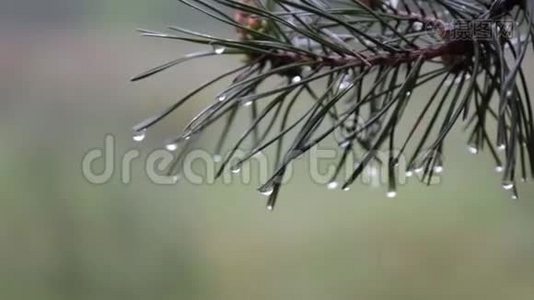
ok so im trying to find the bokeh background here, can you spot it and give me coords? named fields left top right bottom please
left=1, top=1, right=534, bottom=299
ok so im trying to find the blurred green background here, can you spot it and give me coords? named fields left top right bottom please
left=1, top=1, right=534, bottom=299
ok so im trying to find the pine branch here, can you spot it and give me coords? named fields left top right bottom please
left=132, top=0, right=534, bottom=209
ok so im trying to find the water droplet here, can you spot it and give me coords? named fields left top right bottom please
left=230, top=164, right=241, bottom=174
left=405, top=91, right=412, bottom=97
left=339, top=74, right=352, bottom=90
left=339, top=81, right=350, bottom=90
left=386, top=191, right=397, bottom=198
left=217, top=94, right=227, bottom=102
left=497, top=144, right=506, bottom=151
left=511, top=193, right=519, bottom=200
left=213, top=154, right=222, bottom=162
left=213, top=44, right=225, bottom=54
left=405, top=170, right=414, bottom=177
left=433, top=165, right=443, bottom=173
left=172, top=175, right=180, bottom=183
left=339, top=141, right=350, bottom=148
left=166, top=143, right=178, bottom=151
left=415, top=167, right=425, bottom=174
left=342, top=186, right=350, bottom=191
left=259, top=185, right=274, bottom=196
left=243, top=100, right=253, bottom=107
left=502, top=182, right=514, bottom=190
left=413, top=21, right=423, bottom=31
left=327, top=181, right=338, bottom=190
left=506, top=90, right=513, bottom=97
left=184, top=135, right=191, bottom=141
left=291, top=75, right=302, bottom=84
left=133, top=130, right=146, bottom=142
left=364, top=39, right=374, bottom=47
left=267, top=205, right=274, bottom=211
left=495, top=165, right=504, bottom=173
left=467, top=146, right=478, bottom=154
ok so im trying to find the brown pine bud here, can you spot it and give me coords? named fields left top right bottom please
left=234, top=0, right=268, bottom=40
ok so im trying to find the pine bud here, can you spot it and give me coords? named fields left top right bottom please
left=234, top=0, right=268, bottom=41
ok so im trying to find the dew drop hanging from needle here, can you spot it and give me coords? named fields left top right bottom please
left=327, top=181, right=338, bottom=190
left=291, top=76, right=302, bottom=84
left=339, top=81, right=350, bottom=90
left=502, top=182, right=514, bottom=190
left=230, top=163, right=242, bottom=174
left=133, top=130, right=146, bottom=142
left=212, top=44, right=225, bottom=55
left=386, top=190, right=397, bottom=198
left=166, top=143, right=178, bottom=152
left=259, top=185, right=274, bottom=196
left=338, top=74, right=352, bottom=90
left=339, top=141, right=351, bottom=149
left=445, top=74, right=470, bottom=86
left=467, top=145, right=478, bottom=154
